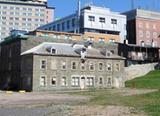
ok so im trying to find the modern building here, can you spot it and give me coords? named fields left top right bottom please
left=0, top=34, right=125, bottom=91
left=38, top=5, right=127, bottom=43
left=123, top=9, right=160, bottom=47
left=0, top=0, right=54, bottom=41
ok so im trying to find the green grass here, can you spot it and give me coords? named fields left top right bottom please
left=68, top=71, right=160, bottom=115
left=70, top=89, right=160, bottom=116
left=125, top=70, right=160, bottom=89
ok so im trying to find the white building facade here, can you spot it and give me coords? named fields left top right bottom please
left=39, top=5, right=127, bottom=43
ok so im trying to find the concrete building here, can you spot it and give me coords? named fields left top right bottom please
left=123, top=9, right=160, bottom=47
left=0, top=34, right=125, bottom=91
left=38, top=5, right=127, bottom=43
left=0, top=0, right=54, bottom=41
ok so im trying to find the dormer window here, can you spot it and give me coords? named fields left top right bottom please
left=51, top=48, right=56, bottom=54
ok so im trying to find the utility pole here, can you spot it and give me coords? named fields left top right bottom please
left=76, top=0, right=81, bottom=33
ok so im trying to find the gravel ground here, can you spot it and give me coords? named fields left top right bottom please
left=0, top=89, right=153, bottom=116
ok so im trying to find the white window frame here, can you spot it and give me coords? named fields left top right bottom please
left=61, top=76, right=67, bottom=86
left=98, top=62, right=104, bottom=71
left=40, top=75, right=47, bottom=87
left=89, top=61, right=95, bottom=71
left=86, top=77, right=94, bottom=87
left=71, top=76, right=80, bottom=87
left=71, top=61, right=77, bottom=70
left=51, top=76, right=56, bottom=86
left=40, top=59, right=47, bottom=70
left=106, top=62, right=112, bottom=71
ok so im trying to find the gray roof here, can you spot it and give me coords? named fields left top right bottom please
left=21, top=42, right=125, bottom=59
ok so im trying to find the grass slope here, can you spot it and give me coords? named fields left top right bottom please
left=125, top=70, right=160, bottom=89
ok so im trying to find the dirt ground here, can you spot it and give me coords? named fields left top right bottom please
left=0, top=88, right=154, bottom=116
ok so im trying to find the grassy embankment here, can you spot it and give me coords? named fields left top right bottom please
left=70, top=70, right=160, bottom=116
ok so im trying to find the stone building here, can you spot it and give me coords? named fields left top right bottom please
left=21, top=42, right=125, bottom=91
left=0, top=35, right=125, bottom=91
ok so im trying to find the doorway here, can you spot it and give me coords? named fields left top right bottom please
left=80, top=77, right=85, bottom=89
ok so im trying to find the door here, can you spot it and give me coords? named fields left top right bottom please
left=80, top=77, right=85, bottom=89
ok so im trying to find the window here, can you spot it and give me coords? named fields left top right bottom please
left=57, top=24, right=60, bottom=31
left=99, top=38, right=105, bottom=43
left=141, top=41, right=145, bottom=46
left=71, top=62, right=77, bottom=70
left=109, top=39, right=115, bottom=43
left=111, top=19, right=117, bottom=24
left=51, top=76, right=56, bottom=86
left=86, top=77, right=94, bottom=86
left=62, top=22, right=65, bottom=30
left=81, top=63, right=86, bottom=71
left=51, top=48, right=56, bottom=54
left=99, top=63, right=103, bottom=71
left=107, top=63, right=112, bottom=71
left=72, top=18, right=75, bottom=27
left=61, top=61, right=66, bottom=70
left=67, top=20, right=70, bottom=29
left=40, top=76, right=46, bottom=87
left=99, top=77, right=103, bottom=84
left=41, top=60, right=47, bottom=69
left=89, top=62, right=95, bottom=71
left=115, top=64, right=120, bottom=71
left=72, top=77, right=79, bottom=86
left=107, top=77, right=111, bottom=85
left=88, top=16, right=95, bottom=22
left=99, top=17, right=105, bottom=23
left=61, top=77, right=67, bottom=86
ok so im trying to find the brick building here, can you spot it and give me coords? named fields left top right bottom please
left=123, top=9, right=160, bottom=47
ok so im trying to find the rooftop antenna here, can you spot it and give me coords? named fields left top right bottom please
left=131, top=0, right=134, bottom=9
left=76, top=0, right=81, bottom=33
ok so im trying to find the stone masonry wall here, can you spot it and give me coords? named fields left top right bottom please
left=124, top=63, right=158, bottom=81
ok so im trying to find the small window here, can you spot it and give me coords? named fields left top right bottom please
left=62, top=61, right=66, bottom=70
left=107, top=77, right=111, bottom=85
left=99, top=38, right=105, bottom=43
left=99, top=17, right=105, bottom=23
left=51, top=48, right=56, bottom=54
left=86, top=77, right=94, bottom=86
left=111, top=19, right=117, bottom=24
left=67, top=20, right=70, bottom=29
left=51, top=76, right=56, bottom=86
left=99, top=63, right=103, bottom=71
left=61, top=77, right=67, bottom=86
left=88, top=16, right=95, bottom=22
left=115, top=64, right=120, bottom=71
left=89, top=62, right=95, bottom=71
left=99, top=77, right=103, bottom=84
left=40, top=76, right=46, bottom=87
left=107, top=63, right=112, bottom=71
left=72, top=77, right=79, bottom=86
left=41, top=60, right=47, bottom=69
left=71, top=62, right=77, bottom=70
left=81, top=63, right=86, bottom=71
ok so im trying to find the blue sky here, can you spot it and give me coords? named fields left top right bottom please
left=48, top=0, right=160, bottom=18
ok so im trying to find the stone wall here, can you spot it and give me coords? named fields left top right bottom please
left=124, top=63, right=158, bottom=81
